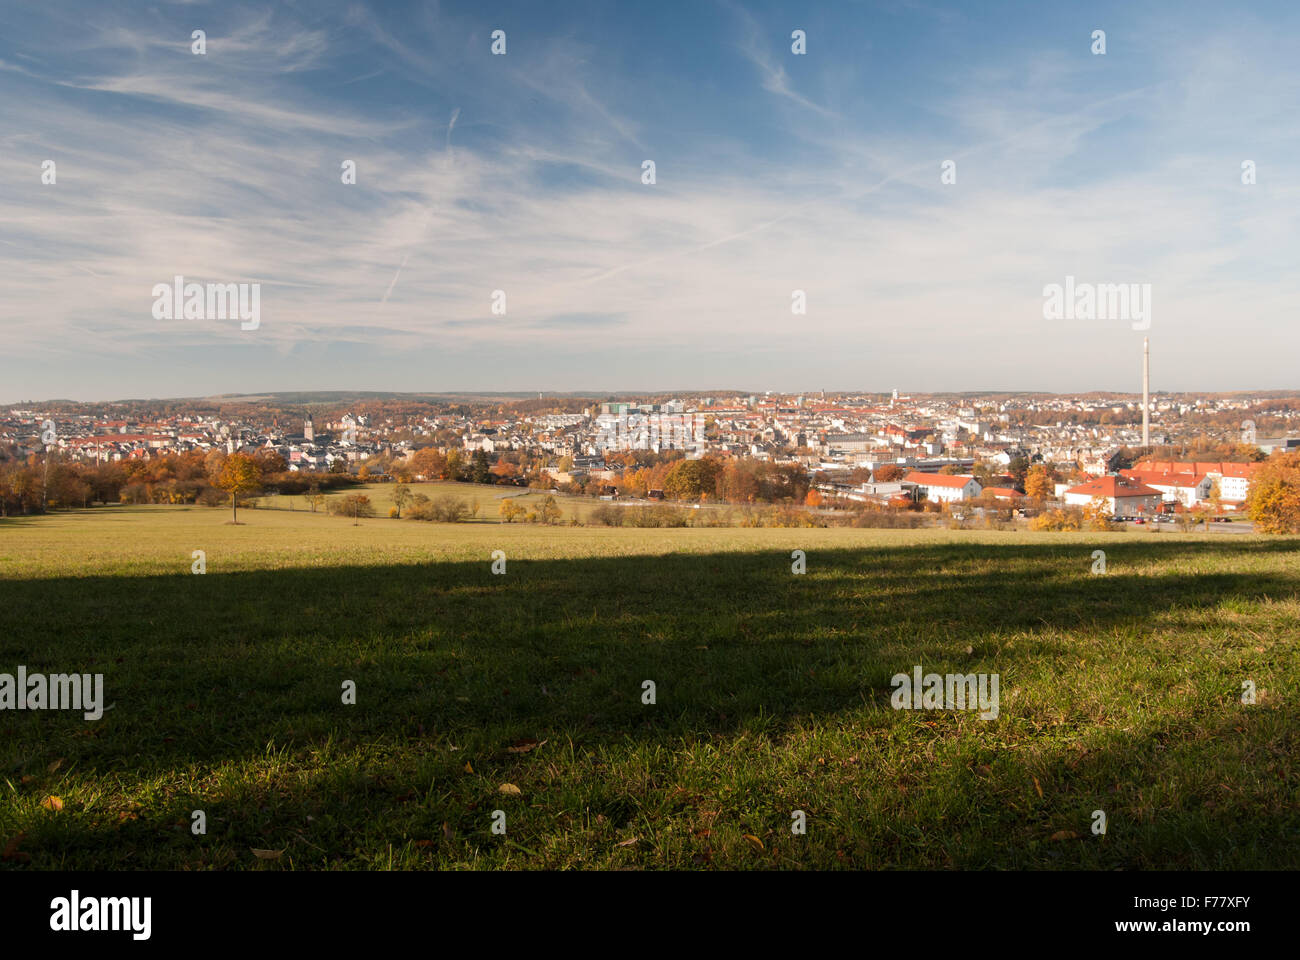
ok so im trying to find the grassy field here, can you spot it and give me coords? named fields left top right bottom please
left=1, top=505, right=1297, bottom=869
left=254, top=480, right=586, bottom=521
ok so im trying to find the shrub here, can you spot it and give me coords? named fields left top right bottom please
left=328, top=494, right=375, bottom=519
left=197, top=487, right=226, bottom=508
left=1030, top=508, right=1083, bottom=531
left=845, top=510, right=926, bottom=529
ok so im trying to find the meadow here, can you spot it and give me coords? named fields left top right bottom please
left=1, top=504, right=1296, bottom=869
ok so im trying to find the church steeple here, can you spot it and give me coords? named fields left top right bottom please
left=304, top=414, right=314, bottom=443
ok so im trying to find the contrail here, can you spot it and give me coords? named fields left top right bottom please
left=380, top=252, right=410, bottom=303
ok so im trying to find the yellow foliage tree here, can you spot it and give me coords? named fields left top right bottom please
left=1024, top=464, right=1056, bottom=500
left=1247, top=452, right=1300, bottom=533
left=217, top=453, right=261, bottom=523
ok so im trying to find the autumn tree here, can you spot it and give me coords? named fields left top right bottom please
left=662, top=458, right=721, bottom=500
left=392, top=484, right=412, bottom=518
left=217, top=452, right=262, bottom=523
left=499, top=498, right=525, bottom=523
left=1007, top=457, right=1031, bottom=486
left=1024, top=464, right=1056, bottom=500
left=874, top=463, right=905, bottom=482
left=409, top=447, right=447, bottom=480
left=445, top=450, right=466, bottom=482
left=1247, top=452, right=1300, bottom=534
left=1206, top=478, right=1223, bottom=515
left=538, top=495, right=562, bottom=524
left=333, top=493, right=375, bottom=525
left=255, top=448, right=287, bottom=476
left=305, top=482, right=325, bottom=513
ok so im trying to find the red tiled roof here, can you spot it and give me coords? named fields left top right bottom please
left=1122, top=469, right=1207, bottom=488
left=904, top=472, right=975, bottom=488
left=982, top=486, right=1023, bottom=499
left=1136, top=459, right=1259, bottom=478
left=1065, top=476, right=1161, bottom=498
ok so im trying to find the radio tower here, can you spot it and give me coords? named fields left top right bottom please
left=1142, top=337, right=1150, bottom=448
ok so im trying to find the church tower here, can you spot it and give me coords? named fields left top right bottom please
left=304, top=414, right=315, bottom=443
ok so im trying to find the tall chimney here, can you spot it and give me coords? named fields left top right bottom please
left=1142, top=336, right=1150, bottom=448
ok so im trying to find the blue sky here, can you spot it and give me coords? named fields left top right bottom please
left=1, top=0, right=1298, bottom=401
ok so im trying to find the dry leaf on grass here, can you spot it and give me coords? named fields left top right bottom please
left=1050, top=830, right=1080, bottom=841
left=251, top=848, right=284, bottom=860
left=1, top=834, right=29, bottom=863
left=498, top=783, right=522, bottom=795
left=1032, top=777, right=1043, bottom=798
left=507, top=738, right=547, bottom=754
left=42, top=796, right=64, bottom=812
left=615, top=837, right=638, bottom=848
left=742, top=834, right=765, bottom=851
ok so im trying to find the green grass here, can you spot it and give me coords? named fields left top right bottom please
left=1, top=505, right=1297, bottom=869
left=257, top=480, right=584, bottom=521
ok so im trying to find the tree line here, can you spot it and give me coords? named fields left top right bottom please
left=0, top=448, right=357, bottom=517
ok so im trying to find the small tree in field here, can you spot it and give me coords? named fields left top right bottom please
left=218, top=453, right=261, bottom=523
left=392, top=484, right=412, bottom=518
left=538, top=495, right=562, bottom=524
left=499, top=498, right=525, bottom=523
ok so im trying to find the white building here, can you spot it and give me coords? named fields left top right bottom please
left=1062, top=476, right=1162, bottom=515
left=904, top=472, right=982, bottom=503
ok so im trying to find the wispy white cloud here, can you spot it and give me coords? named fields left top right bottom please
left=1, top=1, right=1298, bottom=398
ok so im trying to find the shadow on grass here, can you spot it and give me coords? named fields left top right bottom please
left=2, top=538, right=1297, bottom=869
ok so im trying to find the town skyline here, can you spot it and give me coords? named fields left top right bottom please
left=7, top=382, right=1300, bottom=407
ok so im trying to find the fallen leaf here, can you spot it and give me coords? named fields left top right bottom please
left=1050, top=830, right=1080, bottom=841
left=1032, top=777, right=1043, bottom=798
left=251, top=848, right=284, bottom=860
left=463, top=761, right=474, bottom=774
left=615, top=837, right=638, bottom=848
left=42, top=796, right=64, bottom=812
left=19, top=776, right=35, bottom=786
left=498, top=783, right=522, bottom=796
left=743, top=834, right=765, bottom=851
left=414, top=839, right=432, bottom=848
left=442, top=822, right=454, bottom=844
left=1, top=834, right=29, bottom=862
left=47, top=758, right=64, bottom=774
left=507, top=738, right=547, bottom=754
